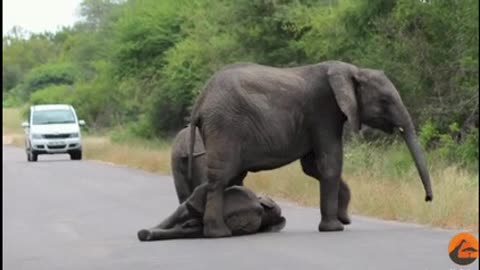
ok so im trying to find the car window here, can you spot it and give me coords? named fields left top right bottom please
left=32, top=109, right=76, bottom=125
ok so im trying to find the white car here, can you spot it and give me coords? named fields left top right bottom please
left=22, top=104, right=85, bottom=162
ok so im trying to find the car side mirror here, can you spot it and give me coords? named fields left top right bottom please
left=21, top=122, right=29, bottom=128
left=78, top=120, right=86, bottom=126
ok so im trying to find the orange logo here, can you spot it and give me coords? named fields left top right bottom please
left=449, top=233, right=479, bottom=265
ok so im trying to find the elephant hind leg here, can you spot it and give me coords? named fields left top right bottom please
left=300, top=152, right=351, bottom=225
left=337, top=180, right=351, bottom=224
left=138, top=222, right=203, bottom=241
left=203, top=148, right=242, bottom=237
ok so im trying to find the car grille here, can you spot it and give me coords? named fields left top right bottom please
left=48, top=145, right=66, bottom=149
left=43, top=134, right=71, bottom=139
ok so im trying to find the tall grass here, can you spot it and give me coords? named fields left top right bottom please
left=83, top=136, right=173, bottom=174
left=244, top=140, right=478, bottom=231
left=3, top=108, right=478, bottom=231
left=3, top=107, right=24, bottom=134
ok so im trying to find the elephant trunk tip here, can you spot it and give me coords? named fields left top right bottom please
left=425, top=193, right=433, bottom=202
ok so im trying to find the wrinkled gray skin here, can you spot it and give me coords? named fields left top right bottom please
left=188, top=61, right=433, bottom=237
left=171, top=126, right=245, bottom=203
left=171, top=126, right=207, bottom=203
left=137, top=184, right=286, bottom=241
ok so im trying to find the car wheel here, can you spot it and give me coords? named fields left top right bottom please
left=70, top=150, right=82, bottom=160
left=31, top=151, right=38, bottom=162
left=27, top=148, right=37, bottom=162
left=26, top=141, right=32, bottom=162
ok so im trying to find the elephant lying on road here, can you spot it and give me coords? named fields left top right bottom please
left=171, top=125, right=246, bottom=203
left=187, top=61, right=434, bottom=237
left=137, top=184, right=286, bottom=241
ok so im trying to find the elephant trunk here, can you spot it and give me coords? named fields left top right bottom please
left=399, top=116, right=433, bottom=202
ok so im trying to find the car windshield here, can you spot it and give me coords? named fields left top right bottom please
left=32, top=109, right=76, bottom=125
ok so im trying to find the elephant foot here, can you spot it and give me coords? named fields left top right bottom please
left=318, top=219, right=344, bottom=232
left=137, top=229, right=152, bottom=241
left=338, top=211, right=351, bottom=225
left=203, top=220, right=232, bottom=238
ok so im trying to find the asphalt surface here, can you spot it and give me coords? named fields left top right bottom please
left=3, top=144, right=478, bottom=270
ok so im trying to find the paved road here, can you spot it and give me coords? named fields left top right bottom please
left=3, top=145, right=477, bottom=270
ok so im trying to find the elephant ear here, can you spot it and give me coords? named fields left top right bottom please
left=259, top=196, right=276, bottom=209
left=327, top=67, right=361, bottom=133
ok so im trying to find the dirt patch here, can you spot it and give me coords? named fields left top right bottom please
left=2, top=133, right=24, bottom=147
left=3, top=135, right=14, bottom=145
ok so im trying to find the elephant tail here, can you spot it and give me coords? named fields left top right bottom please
left=187, top=78, right=210, bottom=184
left=187, top=116, right=199, bottom=183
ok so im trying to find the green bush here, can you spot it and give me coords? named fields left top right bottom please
left=112, top=114, right=156, bottom=140
left=113, top=0, right=183, bottom=77
left=439, top=128, right=479, bottom=169
left=458, top=129, right=479, bottom=166
left=2, top=91, right=23, bottom=108
left=70, top=61, right=120, bottom=129
left=21, top=62, right=79, bottom=99
left=420, top=120, right=478, bottom=169
left=29, top=85, right=74, bottom=105
left=419, top=120, right=440, bottom=149
left=147, top=33, right=249, bottom=134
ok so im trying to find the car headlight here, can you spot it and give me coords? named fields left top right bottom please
left=31, top=133, right=43, bottom=139
left=70, top=133, right=80, bottom=138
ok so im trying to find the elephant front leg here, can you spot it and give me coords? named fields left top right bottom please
left=315, top=141, right=345, bottom=232
left=301, top=152, right=351, bottom=226
left=318, top=175, right=344, bottom=231
left=147, top=201, right=192, bottom=231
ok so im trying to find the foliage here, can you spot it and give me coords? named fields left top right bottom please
left=19, top=62, right=79, bottom=100
left=3, top=29, right=60, bottom=93
left=113, top=0, right=184, bottom=77
left=2, top=0, right=478, bottom=167
left=3, top=91, right=23, bottom=108
left=419, top=120, right=439, bottom=149
left=70, top=61, right=121, bottom=129
left=420, top=121, right=478, bottom=169
left=29, top=85, right=75, bottom=105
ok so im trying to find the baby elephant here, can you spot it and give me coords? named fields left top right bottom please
left=138, top=183, right=286, bottom=241
left=172, top=125, right=246, bottom=203
left=171, top=125, right=207, bottom=203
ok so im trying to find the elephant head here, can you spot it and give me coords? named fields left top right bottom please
left=258, top=196, right=286, bottom=232
left=328, top=65, right=433, bottom=202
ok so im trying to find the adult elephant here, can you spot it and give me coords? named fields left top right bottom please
left=187, top=61, right=433, bottom=237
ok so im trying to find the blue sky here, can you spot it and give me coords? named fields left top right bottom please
left=3, top=0, right=83, bottom=36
